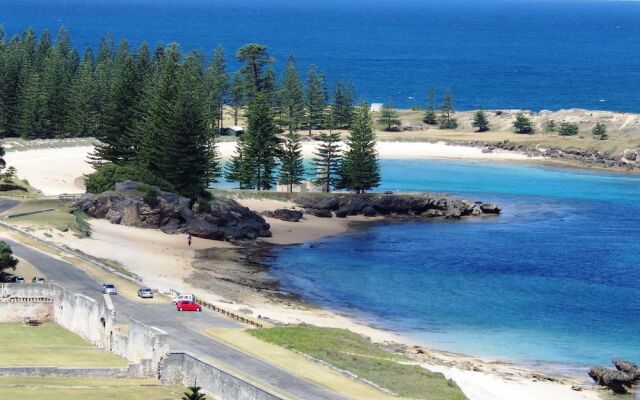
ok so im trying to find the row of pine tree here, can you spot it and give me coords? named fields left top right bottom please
left=0, top=27, right=380, bottom=199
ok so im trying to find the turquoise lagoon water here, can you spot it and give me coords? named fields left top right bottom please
left=269, top=160, right=640, bottom=369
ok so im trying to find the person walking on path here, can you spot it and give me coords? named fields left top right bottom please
left=187, top=234, right=192, bottom=247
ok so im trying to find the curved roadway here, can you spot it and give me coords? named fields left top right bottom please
left=0, top=198, right=349, bottom=400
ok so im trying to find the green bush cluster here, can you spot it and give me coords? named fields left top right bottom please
left=84, top=164, right=173, bottom=194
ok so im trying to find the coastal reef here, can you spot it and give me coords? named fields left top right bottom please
left=295, top=193, right=501, bottom=219
left=589, top=359, right=640, bottom=394
left=483, top=141, right=640, bottom=169
left=72, top=181, right=272, bottom=241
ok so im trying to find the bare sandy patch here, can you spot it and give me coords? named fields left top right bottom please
left=218, top=140, right=538, bottom=162
left=4, top=146, right=94, bottom=196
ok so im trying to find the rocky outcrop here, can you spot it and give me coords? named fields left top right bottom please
left=295, top=193, right=501, bottom=220
left=589, top=359, right=640, bottom=394
left=482, top=140, right=640, bottom=170
left=72, top=181, right=271, bottom=241
left=262, top=209, right=303, bottom=222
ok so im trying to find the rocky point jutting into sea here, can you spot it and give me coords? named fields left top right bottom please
left=72, top=181, right=502, bottom=242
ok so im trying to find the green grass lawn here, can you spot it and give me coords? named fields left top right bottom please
left=249, top=326, right=467, bottom=400
left=0, top=323, right=127, bottom=367
left=0, top=377, right=184, bottom=400
left=0, top=179, right=40, bottom=198
left=2, top=199, right=91, bottom=237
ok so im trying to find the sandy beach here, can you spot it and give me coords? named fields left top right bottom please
left=219, top=140, right=541, bottom=162
left=0, top=141, right=539, bottom=196
left=4, top=145, right=95, bottom=196
left=0, top=143, right=607, bottom=400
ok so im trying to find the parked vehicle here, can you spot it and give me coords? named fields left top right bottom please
left=102, top=283, right=117, bottom=295
left=175, top=300, right=202, bottom=312
left=12, top=276, right=25, bottom=283
left=171, top=293, right=195, bottom=305
left=137, top=287, right=154, bottom=298
left=31, top=277, right=45, bottom=284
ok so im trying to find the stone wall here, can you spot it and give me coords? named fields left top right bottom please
left=53, top=284, right=115, bottom=348
left=1, top=284, right=288, bottom=400
left=0, top=284, right=164, bottom=377
left=0, top=364, right=143, bottom=378
left=112, top=318, right=169, bottom=376
left=0, top=283, right=55, bottom=322
left=161, top=352, right=284, bottom=400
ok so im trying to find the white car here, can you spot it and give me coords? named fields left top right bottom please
left=171, top=293, right=195, bottom=305
left=137, top=287, right=154, bottom=299
left=32, top=277, right=45, bottom=284
left=102, top=283, right=117, bottom=295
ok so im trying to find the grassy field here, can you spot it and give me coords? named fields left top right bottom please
left=248, top=326, right=466, bottom=400
left=207, top=328, right=399, bottom=400
left=0, top=179, right=41, bottom=198
left=0, top=377, right=184, bottom=400
left=0, top=323, right=127, bottom=367
left=372, top=108, right=640, bottom=155
left=1, top=199, right=91, bottom=237
left=1, top=137, right=96, bottom=152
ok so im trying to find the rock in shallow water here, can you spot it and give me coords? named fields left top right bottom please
left=295, top=193, right=501, bottom=220
left=589, top=359, right=640, bottom=394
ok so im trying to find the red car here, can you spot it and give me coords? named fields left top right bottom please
left=175, top=300, right=202, bottom=312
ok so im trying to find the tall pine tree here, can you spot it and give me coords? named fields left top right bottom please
left=332, top=81, right=355, bottom=129
left=338, top=102, right=380, bottom=193
left=378, top=103, right=400, bottom=131
left=278, top=131, right=305, bottom=192
left=66, top=48, right=98, bottom=137
left=278, top=54, right=305, bottom=134
left=241, top=94, right=281, bottom=190
left=472, top=109, right=490, bottom=132
left=225, top=135, right=250, bottom=188
left=235, top=44, right=273, bottom=101
left=204, top=46, right=228, bottom=133
left=17, top=67, right=47, bottom=138
left=438, top=89, right=458, bottom=129
left=306, top=65, right=327, bottom=135
left=423, top=87, right=437, bottom=125
left=137, top=43, right=182, bottom=176
left=92, top=41, right=141, bottom=164
left=229, top=71, right=244, bottom=126
left=312, top=128, right=342, bottom=193
left=164, top=51, right=211, bottom=199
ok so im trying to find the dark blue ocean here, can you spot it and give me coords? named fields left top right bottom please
left=2, top=0, right=640, bottom=111
left=270, top=160, right=640, bottom=369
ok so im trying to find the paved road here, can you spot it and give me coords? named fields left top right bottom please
left=0, top=199, right=20, bottom=213
left=0, top=198, right=349, bottom=400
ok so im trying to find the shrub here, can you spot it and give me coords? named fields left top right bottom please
left=544, top=120, right=557, bottom=133
left=85, top=163, right=173, bottom=194
left=592, top=122, right=607, bottom=140
left=0, top=241, right=18, bottom=278
left=513, top=113, right=534, bottom=134
left=439, top=118, right=458, bottom=129
left=558, top=122, right=579, bottom=136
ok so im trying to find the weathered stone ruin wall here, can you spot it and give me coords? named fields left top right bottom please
left=0, top=283, right=53, bottom=321
left=0, top=283, right=165, bottom=377
left=111, top=318, right=170, bottom=376
left=161, top=352, right=284, bottom=400
left=1, top=283, right=288, bottom=400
